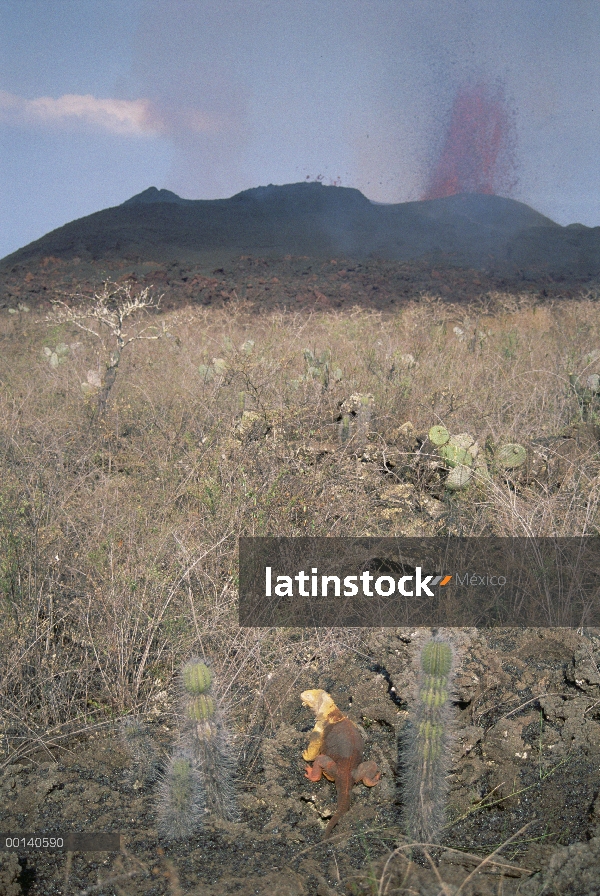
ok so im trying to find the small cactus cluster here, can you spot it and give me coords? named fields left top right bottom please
left=303, top=348, right=342, bottom=389
left=426, top=425, right=527, bottom=489
left=198, top=358, right=228, bottom=382
left=42, top=343, right=69, bottom=368
left=400, top=637, right=455, bottom=844
left=8, top=302, right=30, bottom=315
left=156, top=658, right=238, bottom=840
left=427, top=426, right=484, bottom=490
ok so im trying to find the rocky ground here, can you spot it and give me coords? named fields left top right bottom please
left=1, top=626, right=599, bottom=896
left=0, top=252, right=594, bottom=318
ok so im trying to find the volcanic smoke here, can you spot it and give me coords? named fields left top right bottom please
left=423, top=82, right=516, bottom=200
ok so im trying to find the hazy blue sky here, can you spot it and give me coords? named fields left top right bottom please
left=1, top=0, right=598, bottom=259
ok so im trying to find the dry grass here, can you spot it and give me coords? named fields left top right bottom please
left=1, top=289, right=600, bottom=764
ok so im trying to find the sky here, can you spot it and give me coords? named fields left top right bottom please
left=1, top=0, right=599, bottom=259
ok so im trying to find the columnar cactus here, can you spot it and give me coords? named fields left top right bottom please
left=400, top=637, right=455, bottom=844
left=156, top=658, right=238, bottom=839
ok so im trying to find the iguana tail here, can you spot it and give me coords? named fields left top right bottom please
left=323, top=762, right=353, bottom=838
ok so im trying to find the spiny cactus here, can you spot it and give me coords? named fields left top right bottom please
left=182, top=659, right=212, bottom=695
left=495, top=443, right=527, bottom=470
left=400, top=636, right=455, bottom=845
left=155, top=658, right=238, bottom=837
left=120, top=716, right=162, bottom=787
left=439, top=441, right=473, bottom=469
left=180, top=658, right=238, bottom=823
left=156, top=750, right=206, bottom=840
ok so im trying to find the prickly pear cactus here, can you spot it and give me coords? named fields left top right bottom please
left=439, top=441, right=473, bottom=469
left=446, top=464, right=473, bottom=490
left=212, top=358, right=228, bottom=375
left=198, top=364, right=214, bottom=382
left=428, top=425, right=449, bottom=447
left=43, top=343, right=70, bottom=368
left=496, top=443, right=527, bottom=469
left=569, top=372, right=600, bottom=423
left=303, top=348, right=341, bottom=387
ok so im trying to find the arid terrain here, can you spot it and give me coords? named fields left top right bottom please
left=1, top=188, right=600, bottom=894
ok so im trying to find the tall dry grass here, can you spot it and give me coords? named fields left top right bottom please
left=1, top=289, right=600, bottom=764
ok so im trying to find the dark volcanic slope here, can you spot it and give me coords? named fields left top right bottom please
left=2, top=182, right=599, bottom=278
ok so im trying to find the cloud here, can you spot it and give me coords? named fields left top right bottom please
left=0, top=90, right=220, bottom=137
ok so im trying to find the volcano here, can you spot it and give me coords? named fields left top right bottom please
left=1, top=182, right=599, bottom=279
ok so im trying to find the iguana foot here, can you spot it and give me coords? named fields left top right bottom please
left=305, top=754, right=338, bottom=782
left=353, top=760, right=381, bottom=787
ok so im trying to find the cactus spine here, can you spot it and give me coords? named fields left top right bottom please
left=400, top=637, right=455, bottom=844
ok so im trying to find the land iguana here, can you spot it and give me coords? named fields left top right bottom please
left=301, top=688, right=381, bottom=838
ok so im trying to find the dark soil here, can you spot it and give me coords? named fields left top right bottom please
left=1, top=627, right=599, bottom=895
left=0, top=251, right=596, bottom=322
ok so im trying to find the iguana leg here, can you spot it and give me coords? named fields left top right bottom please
left=305, top=754, right=338, bottom=783
left=353, top=760, right=381, bottom=787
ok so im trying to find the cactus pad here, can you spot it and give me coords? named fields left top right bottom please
left=450, top=433, right=475, bottom=451
left=182, top=660, right=213, bottom=695
left=496, top=443, right=527, bottom=469
left=428, top=425, right=449, bottom=446
left=587, top=374, right=600, bottom=392
left=446, top=464, right=473, bottom=490
left=439, top=442, right=473, bottom=468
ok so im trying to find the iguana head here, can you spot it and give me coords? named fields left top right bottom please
left=301, top=688, right=339, bottom=723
